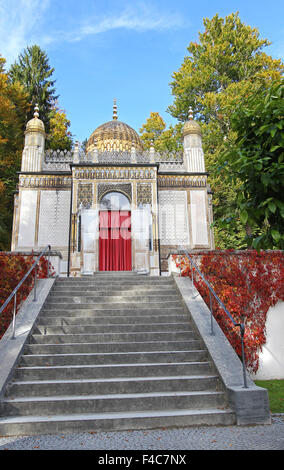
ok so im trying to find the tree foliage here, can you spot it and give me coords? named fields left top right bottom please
left=167, top=12, right=283, bottom=248
left=139, top=111, right=182, bottom=153
left=174, top=250, right=284, bottom=373
left=0, top=253, right=53, bottom=339
left=0, top=47, right=73, bottom=249
left=0, top=55, right=30, bottom=250
left=220, top=80, right=284, bottom=249
left=168, top=12, right=283, bottom=123
left=9, top=45, right=58, bottom=134
left=47, top=102, right=73, bottom=151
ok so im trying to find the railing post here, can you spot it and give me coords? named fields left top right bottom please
left=33, top=263, right=37, bottom=302
left=191, top=262, right=194, bottom=298
left=209, top=290, right=214, bottom=335
left=11, top=293, right=17, bottom=339
left=47, top=245, right=51, bottom=278
left=239, top=322, right=248, bottom=388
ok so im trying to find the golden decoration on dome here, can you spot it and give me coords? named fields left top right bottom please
left=183, top=106, right=201, bottom=136
left=113, top=98, right=118, bottom=121
left=86, top=100, right=143, bottom=153
left=25, top=103, right=45, bottom=134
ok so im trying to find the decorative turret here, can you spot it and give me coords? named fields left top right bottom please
left=21, top=104, right=46, bottom=172
left=183, top=107, right=205, bottom=173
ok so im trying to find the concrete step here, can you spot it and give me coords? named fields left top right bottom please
left=2, top=391, right=226, bottom=417
left=0, top=408, right=236, bottom=436
left=40, top=307, right=187, bottom=316
left=52, top=286, right=177, bottom=294
left=7, top=374, right=219, bottom=398
left=43, top=301, right=182, bottom=310
left=30, top=331, right=197, bottom=344
left=54, top=283, right=176, bottom=290
left=50, top=289, right=179, bottom=302
left=34, top=322, right=192, bottom=335
left=14, top=362, right=213, bottom=381
left=0, top=274, right=235, bottom=436
left=46, top=295, right=181, bottom=304
left=57, top=275, right=166, bottom=281
left=56, top=279, right=175, bottom=286
left=23, top=340, right=203, bottom=355
left=18, top=350, right=208, bottom=367
left=36, top=314, right=190, bottom=326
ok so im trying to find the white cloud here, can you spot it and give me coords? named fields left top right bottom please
left=42, top=3, right=185, bottom=44
left=0, top=0, right=50, bottom=64
left=0, top=1, right=186, bottom=64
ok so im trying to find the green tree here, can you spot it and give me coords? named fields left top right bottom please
left=9, top=45, right=58, bottom=134
left=220, top=80, right=284, bottom=249
left=0, top=55, right=30, bottom=249
left=139, top=112, right=166, bottom=149
left=168, top=12, right=283, bottom=123
left=139, top=112, right=183, bottom=154
left=167, top=12, right=283, bottom=248
left=47, top=102, right=73, bottom=151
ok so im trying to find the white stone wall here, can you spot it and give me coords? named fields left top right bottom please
left=81, top=209, right=99, bottom=274
left=17, top=190, right=38, bottom=247
left=250, top=300, right=284, bottom=380
left=190, top=190, right=209, bottom=247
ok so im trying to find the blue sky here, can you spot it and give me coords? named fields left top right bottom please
left=0, top=0, right=283, bottom=143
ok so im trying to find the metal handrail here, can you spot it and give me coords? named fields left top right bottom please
left=178, top=249, right=248, bottom=388
left=0, top=245, right=51, bottom=340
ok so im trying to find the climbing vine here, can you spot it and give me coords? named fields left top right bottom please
left=0, top=253, right=53, bottom=339
left=173, top=250, right=284, bottom=372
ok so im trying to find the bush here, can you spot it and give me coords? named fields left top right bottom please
left=174, top=250, right=284, bottom=372
left=0, top=253, right=53, bottom=339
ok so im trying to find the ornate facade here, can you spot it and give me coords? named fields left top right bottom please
left=11, top=102, right=214, bottom=276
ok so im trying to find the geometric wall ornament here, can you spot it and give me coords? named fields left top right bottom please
left=97, top=183, right=132, bottom=202
left=77, top=182, right=93, bottom=209
left=158, top=190, right=189, bottom=246
left=137, top=182, right=152, bottom=206
left=38, top=190, right=71, bottom=247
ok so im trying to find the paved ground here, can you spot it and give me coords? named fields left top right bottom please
left=0, top=415, right=283, bottom=451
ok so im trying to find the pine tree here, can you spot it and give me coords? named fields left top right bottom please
left=9, top=45, right=58, bottom=134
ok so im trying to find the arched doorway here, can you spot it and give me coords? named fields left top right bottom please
left=99, top=192, right=131, bottom=271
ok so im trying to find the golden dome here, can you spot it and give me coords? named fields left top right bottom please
left=86, top=100, right=143, bottom=152
left=25, top=104, right=45, bottom=135
left=183, top=107, right=201, bottom=136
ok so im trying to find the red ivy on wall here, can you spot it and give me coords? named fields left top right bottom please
left=173, top=250, right=284, bottom=373
left=0, top=254, right=54, bottom=340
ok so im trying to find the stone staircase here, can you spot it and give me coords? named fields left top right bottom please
left=0, top=274, right=236, bottom=436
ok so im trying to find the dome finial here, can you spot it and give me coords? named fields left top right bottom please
left=34, top=103, right=39, bottom=118
left=183, top=105, right=201, bottom=137
left=113, top=99, right=118, bottom=120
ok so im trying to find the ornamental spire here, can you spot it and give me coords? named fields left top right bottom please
left=113, top=98, right=118, bottom=120
left=34, top=103, right=39, bottom=118
left=188, top=106, right=193, bottom=120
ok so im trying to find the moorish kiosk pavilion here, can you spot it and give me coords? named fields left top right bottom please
left=11, top=101, right=214, bottom=276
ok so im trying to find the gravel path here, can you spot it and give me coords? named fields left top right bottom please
left=0, top=415, right=283, bottom=451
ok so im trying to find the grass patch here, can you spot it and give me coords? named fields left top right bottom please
left=255, top=380, right=284, bottom=413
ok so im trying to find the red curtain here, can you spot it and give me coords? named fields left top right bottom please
left=99, top=211, right=131, bottom=271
